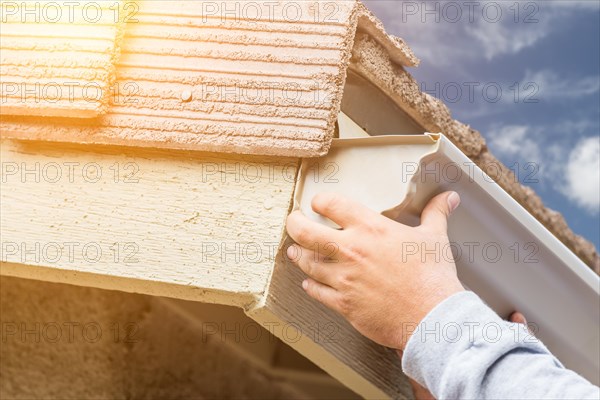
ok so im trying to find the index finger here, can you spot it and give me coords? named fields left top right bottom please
left=286, top=210, right=343, bottom=249
left=311, top=192, right=382, bottom=229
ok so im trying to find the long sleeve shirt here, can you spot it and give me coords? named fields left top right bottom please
left=402, top=291, right=600, bottom=399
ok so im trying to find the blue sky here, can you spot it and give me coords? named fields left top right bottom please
left=363, top=0, right=600, bottom=249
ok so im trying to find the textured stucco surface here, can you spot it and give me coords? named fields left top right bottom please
left=0, top=139, right=297, bottom=306
left=0, top=276, right=307, bottom=399
left=0, top=1, right=125, bottom=117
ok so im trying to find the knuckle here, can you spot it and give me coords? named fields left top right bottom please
left=341, top=243, right=364, bottom=261
left=337, top=294, right=352, bottom=316
left=336, top=272, right=354, bottom=289
left=322, top=241, right=340, bottom=259
left=313, top=192, right=343, bottom=214
left=293, top=225, right=312, bottom=245
left=302, top=257, right=317, bottom=278
left=310, top=283, right=323, bottom=303
left=365, top=220, right=387, bottom=236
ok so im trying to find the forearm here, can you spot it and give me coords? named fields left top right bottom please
left=402, top=291, right=600, bottom=400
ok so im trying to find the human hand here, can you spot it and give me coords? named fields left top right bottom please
left=285, top=191, right=465, bottom=351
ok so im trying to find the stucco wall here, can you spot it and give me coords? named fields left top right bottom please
left=0, top=276, right=307, bottom=399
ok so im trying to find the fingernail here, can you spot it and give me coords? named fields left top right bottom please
left=302, top=280, right=308, bottom=290
left=287, top=245, right=296, bottom=260
left=447, top=192, right=460, bottom=213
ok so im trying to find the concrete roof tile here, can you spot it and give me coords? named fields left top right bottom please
left=0, top=0, right=126, bottom=117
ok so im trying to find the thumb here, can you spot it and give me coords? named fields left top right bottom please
left=420, top=191, right=460, bottom=234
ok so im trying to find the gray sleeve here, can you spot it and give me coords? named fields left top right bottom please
left=401, top=291, right=600, bottom=400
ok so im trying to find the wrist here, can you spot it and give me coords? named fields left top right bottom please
left=397, top=283, right=465, bottom=350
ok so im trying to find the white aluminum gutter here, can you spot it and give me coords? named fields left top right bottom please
left=294, top=113, right=600, bottom=384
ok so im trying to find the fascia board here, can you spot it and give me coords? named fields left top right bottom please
left=293, top=125, right=600, bottom=384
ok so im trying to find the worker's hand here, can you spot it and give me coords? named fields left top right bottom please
left=285, top=191, right=465, bottom=350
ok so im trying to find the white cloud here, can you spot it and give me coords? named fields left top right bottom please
left=454, top=70, right=600, bottom=120
left=562, top=137, right=600, bottom=214
left=488, top=125, right=563, bottom=178
left=489, top=125, right=600, bottom=215
left=465, top=16, right=550, bottom=61
left=523, top=70, right=600, bottom=100
left=489, top=125, right=541, bottom=164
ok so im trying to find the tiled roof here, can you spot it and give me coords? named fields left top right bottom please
left=2, top=0, right=370, bottom=156
left=0, top=0, right=125, bottom=117
left=0, top=0, right=597, bottom=271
